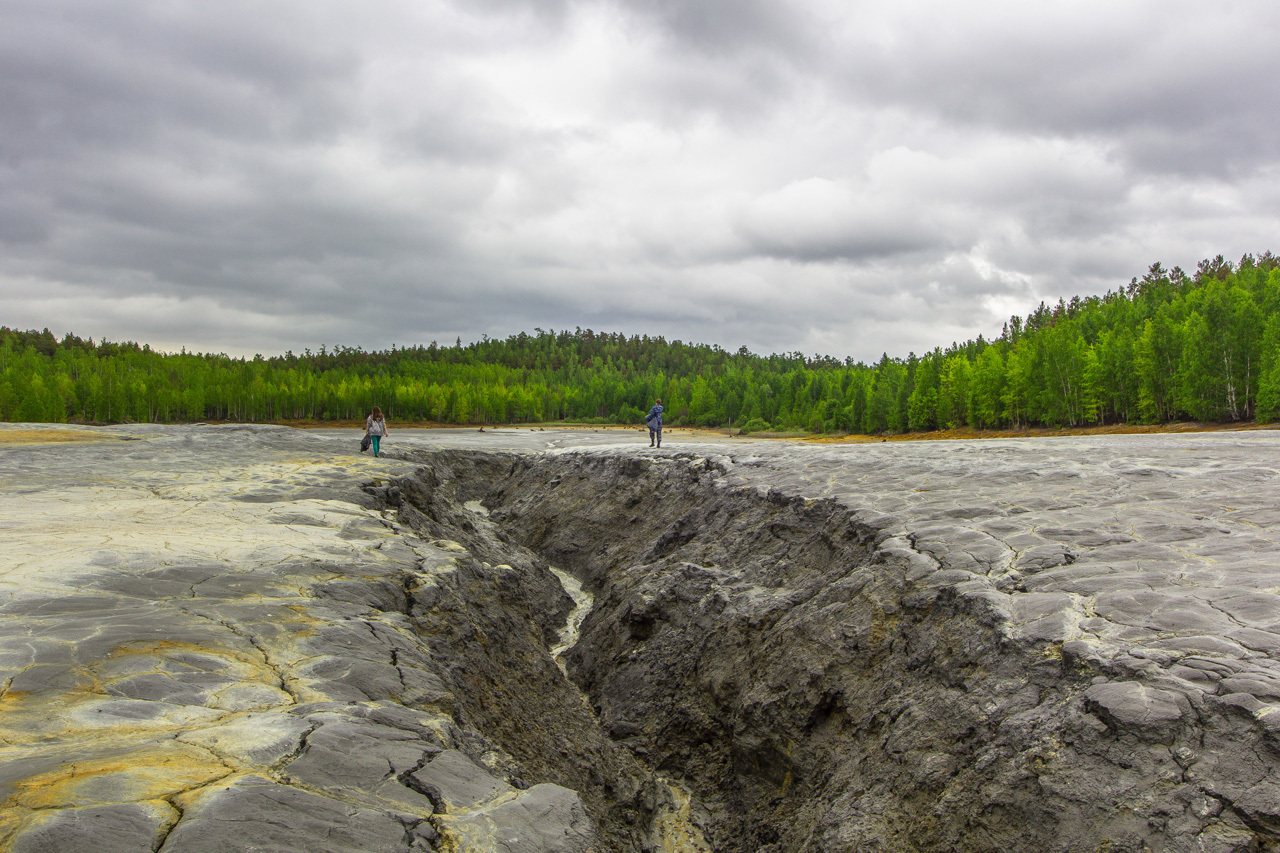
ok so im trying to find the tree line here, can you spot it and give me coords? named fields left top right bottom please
left=3, top=251, right=1279, bottom=434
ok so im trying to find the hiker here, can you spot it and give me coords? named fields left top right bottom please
left=365, top=406, right=388, bottom=457
left=645, top=398, right=663, bottom=448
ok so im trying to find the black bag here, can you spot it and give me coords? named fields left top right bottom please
left=360, top=434, right=372, bottom=452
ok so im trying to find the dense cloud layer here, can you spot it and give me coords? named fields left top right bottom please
left=2, top=0, right=1278, bottom=360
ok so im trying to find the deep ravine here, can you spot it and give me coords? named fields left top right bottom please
left=375, top=448, right=1280, bottom=853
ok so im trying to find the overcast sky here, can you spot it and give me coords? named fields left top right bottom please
left=3, top=0, right=1279, bottom=362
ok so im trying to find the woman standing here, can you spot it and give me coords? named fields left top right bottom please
left=365, top=406, right=388, bottom=457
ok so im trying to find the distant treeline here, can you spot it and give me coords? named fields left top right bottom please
left=3, top=252, right=1280, bottom=434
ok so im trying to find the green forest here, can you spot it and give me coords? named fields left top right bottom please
left=3, top=252, right=1279, bottom=435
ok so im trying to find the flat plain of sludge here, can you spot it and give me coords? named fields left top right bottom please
left=1, top=423, right=1278, bottom=851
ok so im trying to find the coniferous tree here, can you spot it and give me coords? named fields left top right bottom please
left=3, top=252, right=1277, bottom=434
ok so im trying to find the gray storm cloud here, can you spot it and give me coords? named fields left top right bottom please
left=2, top=0, right=1278, bottom=360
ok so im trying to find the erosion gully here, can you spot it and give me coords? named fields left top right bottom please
left=368, top=448, right=1276, bottom=853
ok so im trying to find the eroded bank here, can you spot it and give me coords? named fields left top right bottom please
left=378, top=448, right=1280, bottom=853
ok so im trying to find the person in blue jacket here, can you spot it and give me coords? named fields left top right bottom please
left=645, top=398, right=663, bottom=447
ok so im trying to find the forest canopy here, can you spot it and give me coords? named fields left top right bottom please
left=4, top=252, right=1280, bottom=435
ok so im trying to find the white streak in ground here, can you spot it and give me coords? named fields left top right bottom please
left=545, top=566, right=710, bottom=853
left=461, top=500, right=592, bottom=669
left=549, top=567, right=593, bottom=673
left=463, top=496, right=711, bottom=851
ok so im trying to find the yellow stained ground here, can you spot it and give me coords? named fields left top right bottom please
left=0, top=443, right=416, bottom=847
left=0, top=428, right=127, bottom=444
left=13, top=747, right=233, bottom=809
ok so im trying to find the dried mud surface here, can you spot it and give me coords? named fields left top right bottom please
left=0, top=425, right=605, bottom=853
left=3, top=423, right=1280, bottom=852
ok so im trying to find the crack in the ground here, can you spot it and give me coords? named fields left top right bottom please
left=151, top=798, right=185, bottom=853
left=272, top=722, right=319, bottom=773
left=396, top=752, right=445, bottom=814
left=174, top=605, right=302, bottom=706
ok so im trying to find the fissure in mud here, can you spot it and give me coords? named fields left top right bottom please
left=374, top=449, right=1280, bottom=853
left=7, top=427, right=1278, bottom=852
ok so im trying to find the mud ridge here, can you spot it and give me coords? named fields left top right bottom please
left=381, top=449, right=1280, bottom=853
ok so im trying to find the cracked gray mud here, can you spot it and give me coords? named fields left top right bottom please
left=3, top=424, right=1280, bottom=852
left=0, top=425, right=600, bottom=853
